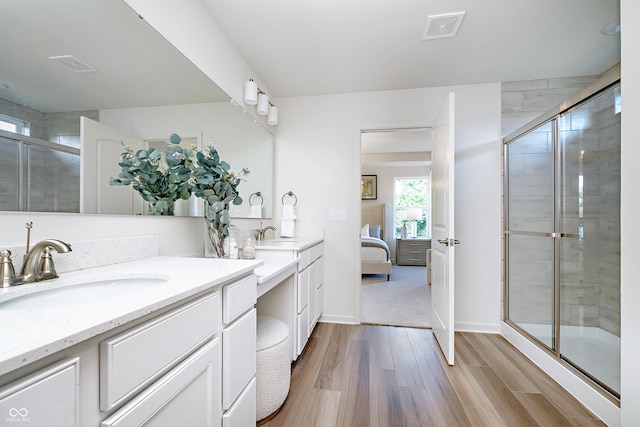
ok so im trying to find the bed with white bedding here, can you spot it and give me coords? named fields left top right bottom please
left=361, top=203, right=392, bottom=280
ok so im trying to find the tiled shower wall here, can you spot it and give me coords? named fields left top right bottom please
left=560, top=90, right=621, bottom=336
left=0, top=97, right=98, bottom=143
left=502, top=77, right=621, bottom=337
left=501, top=76, right=598, bottom=137
left=0, top=97, right=97, bottom=212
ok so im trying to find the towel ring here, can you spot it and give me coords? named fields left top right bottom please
left=281, top=191, right=297, bottom=206
left=249, top=192, right=263, bottom=206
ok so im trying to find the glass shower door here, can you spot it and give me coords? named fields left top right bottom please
left=0, top=136, right=21, bottom=210
left=506, top=120, right=556, bottom=348
left=558, top=86, right=621, bottom=396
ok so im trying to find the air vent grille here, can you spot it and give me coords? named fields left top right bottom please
left=49, top=55, right=98, bottom=73
left=422, top=12, right=466, bottom=40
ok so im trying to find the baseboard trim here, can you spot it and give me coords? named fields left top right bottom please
left=455, top=322, right=501, bottom=334
left=318, top=314, right=357, bottom=325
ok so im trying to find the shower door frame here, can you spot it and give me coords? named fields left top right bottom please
left=503, top=66, right=621, bottom=400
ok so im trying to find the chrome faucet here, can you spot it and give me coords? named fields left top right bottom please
left=257, top=226, right=277, bottom=241
left=18, top=239, right=72, bottom=284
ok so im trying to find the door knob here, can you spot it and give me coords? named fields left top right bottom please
left=437, top=238, right=460, bottom=246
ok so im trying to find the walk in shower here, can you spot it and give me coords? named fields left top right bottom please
left=504, top=73, right=621, bottom=398
left=0, top=133, right=80, bottom=212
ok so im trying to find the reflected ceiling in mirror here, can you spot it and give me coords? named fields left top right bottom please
left=0, top=0, right=273, bottom=219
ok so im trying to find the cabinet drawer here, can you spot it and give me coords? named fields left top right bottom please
left=223, top=377, right=256, bottom=427
left=223, top=275, right=257, bottom=324
left=296, top=306, right=309, bottom=355
left=100, top=292, right=220, bottom=411
left=0, top=358, right=79, bottom=427
left=102, top=339, right=221, bottom=427
left=298, top=248, right=311, bottom=271
left=299, top=243, right=322, bottom=271
left=297, top=268, right=309, bottom=313
left=223, top=308, right=256, bottom=410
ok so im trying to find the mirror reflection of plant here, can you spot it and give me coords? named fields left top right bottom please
left=191, top=142, right=249, bottom=256
left=109, top=133, right=193, bottom=215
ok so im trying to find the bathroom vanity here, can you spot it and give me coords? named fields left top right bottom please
left=254, top=238, right=324, bottom=360
left=0, top=257, right=262, bottom=426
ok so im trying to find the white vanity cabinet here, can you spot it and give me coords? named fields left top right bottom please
left=0, top=261, right=260, bottom=427
left=101, top=274, right=257, bottom=427
left=0, top=358, right=79, bottom=426
left=255, top=239, right=324, bottom=359
left=100, top=339, right=221, bottom=427
left=100, top=291, right=223, bottom=426
left=221, top=275, right=257, bottom=425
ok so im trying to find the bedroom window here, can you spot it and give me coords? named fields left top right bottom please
left=394, top=177, right=430, bottom=239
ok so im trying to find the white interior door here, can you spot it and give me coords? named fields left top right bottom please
left=80, top=117, right=143, bottom=215
left=431, top=92, right=457, bottom=365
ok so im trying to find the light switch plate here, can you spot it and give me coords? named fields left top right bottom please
left=329, top=208, right=346, bottom=221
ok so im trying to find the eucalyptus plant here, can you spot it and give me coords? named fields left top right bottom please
left=109, top=134, right=249, bottom=256
left=109, top=133, right=193, bottom=215
left=191, top=142, right=249, bottom=257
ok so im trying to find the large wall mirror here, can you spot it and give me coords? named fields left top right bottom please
left=0, top=0, right=273, bottom=218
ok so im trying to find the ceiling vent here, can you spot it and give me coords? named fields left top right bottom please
left=422, top=12, right=466, bottom=40
left=49, top=55, right=98, bottom=73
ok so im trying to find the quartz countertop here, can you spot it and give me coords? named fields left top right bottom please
left=255, top=236, right=323, bottom=251
left=255, top=258, right=299, bottom=298
left=0, top=256, right=263, bottom=376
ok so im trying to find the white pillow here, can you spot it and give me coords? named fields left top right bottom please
left=360, top=224, right=370, bottom=237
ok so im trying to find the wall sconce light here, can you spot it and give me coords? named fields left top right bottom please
left=257, top=91, right=269, bottom=115
left=244, top=79, right=258, bottom=105
left=244, top=78, right=278, bottom=125
left=267, top=104, right=278, bottom=125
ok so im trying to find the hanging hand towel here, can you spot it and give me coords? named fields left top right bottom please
left=280, top=205, right=296, bottom=237
left=249, top=204, right=262, bottom=218
left=282, top=205, right=296, bottom=220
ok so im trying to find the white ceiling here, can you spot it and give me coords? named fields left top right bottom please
left=203, top=0, right=620, bottom=98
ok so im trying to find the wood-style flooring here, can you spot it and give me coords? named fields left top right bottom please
left=262, top=323, right=606, bottom=427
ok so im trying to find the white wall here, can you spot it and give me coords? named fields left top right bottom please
left=620, top=0, right=640, bottom=424
left=275, top=84, right=502, bottom=330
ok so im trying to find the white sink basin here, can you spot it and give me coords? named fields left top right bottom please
left=0, top=277, right=168, bottom=310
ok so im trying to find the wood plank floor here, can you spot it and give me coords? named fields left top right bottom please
left=262, top=323, right=607, bottom=427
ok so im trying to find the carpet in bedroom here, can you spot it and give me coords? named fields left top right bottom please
left=361, top=265, right=431, bottom=328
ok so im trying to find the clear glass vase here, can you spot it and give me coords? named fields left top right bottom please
left=148, top=198, right=175, bottom=215
left=205, top=221, right=230, bottom=258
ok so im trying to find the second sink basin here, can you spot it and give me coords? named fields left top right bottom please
left=0, top=277, right=168, bottom=310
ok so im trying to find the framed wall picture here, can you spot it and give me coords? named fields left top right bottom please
left=361, top=175, right=377, bottom=200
